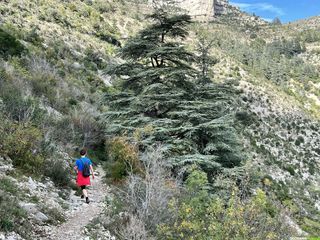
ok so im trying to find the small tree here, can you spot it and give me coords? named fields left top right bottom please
left=195, top=36, right=218, bottom=84
left=272, top=17, right=282, bottom=25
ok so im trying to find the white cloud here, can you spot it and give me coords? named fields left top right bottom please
left=230, top=2, right=285, bottom=16
left=262, top=17, right=273, bottom=22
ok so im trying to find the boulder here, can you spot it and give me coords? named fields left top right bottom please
left=20, top=203, right=38, bottom=214
left=28, top=177, right=37, bottom=191
left=33, top=212, right=49, bottom=223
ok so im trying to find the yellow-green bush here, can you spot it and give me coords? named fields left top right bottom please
left=105, top=137, right=142, bottom=182
left=158, top=169, right=292, bottom=240
left=0, top=120, right=45, bottom=173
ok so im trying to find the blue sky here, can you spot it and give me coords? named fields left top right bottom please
left=230, top=0, right=320, bottom=23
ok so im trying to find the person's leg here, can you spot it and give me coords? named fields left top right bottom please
left=81, top=185, right=90, bottom=203
left=81, top=186, right=88, bottom=198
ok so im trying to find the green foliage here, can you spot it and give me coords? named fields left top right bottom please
left=297, top=30, right=320, bottom=43
left=0, top=119, right=45, bottom=173
left=0, top=28, right=26, bottom=59
left=108, top=9, right=195, bottom=92
left=214, top=31, right=316, bottom=86
left=0, top=177, right=31, bottom=236
left=0, top=67, right=45, bottom=123
left=0, top=177, right=19, bottom=196
left=295, top=136, right=305, bottom=146
left=49, top=108, right=104, bottom=149
left=30, top=73, right=57, bottom=104
left=266, top=38, right=306, bottom=58
left=105, top=137, right=142, bottom=181
left=44, top=160, right=71, bottom=187
left=0, top=195, right=29, bottom=233
left=195, top=31, right=218, bottom=83
left=236, top=111, right=256, bottom=126
left=158, top=169, right=291, bottom=240
left=40, top=206, right=66, bottom=225
left=302, top=218, right=320, bottom=236
left=103, top=8, right=243, bottom=179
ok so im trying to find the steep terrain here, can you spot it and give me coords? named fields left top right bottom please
left=207, top=15, right=320, bottom=234
left=0, top=0, right=320, bottom=239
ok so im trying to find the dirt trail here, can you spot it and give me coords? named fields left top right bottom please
left=43, top=166, right=109, bottom=240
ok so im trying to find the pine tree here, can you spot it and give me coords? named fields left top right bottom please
left=103, top=8, right=243, bottom=179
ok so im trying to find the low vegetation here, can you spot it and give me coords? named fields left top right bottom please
left=0, top=0, right=320, bottom=238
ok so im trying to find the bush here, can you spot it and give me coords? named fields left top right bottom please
left=0, top=194, right=31, bottom=237
left=295, top=136, right=305, bottom=146
left=0, top=79, right=45, bottom=123
left=0, top=28, right=26, bottom=59
left=70, top=107, right=103, bottom=148
left=302, top=218, right=320, bottom=236
left=44, top=160, right=71, bottom=187
left=105, top=145, right=180, bottom=238
left=0, top=120, right=45, bottom=173
left=158, top=169, right=292, bottom=240
left=105, top=137, right=142, bottom=181
left=0, top=177, right=19, bottom=196
left=236, top=111, right=255, bottom=125
left=0, top=175, right=31, bottom=236
left=27, top=56, right=59, bottom=105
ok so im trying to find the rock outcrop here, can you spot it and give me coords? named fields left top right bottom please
left=148, top=0, right=234, bottom=21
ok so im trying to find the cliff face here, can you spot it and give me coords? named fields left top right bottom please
left=214, top=0, right=229, bottom=15
left=148, top=0, right=231, bottom=21
left=180, top=0, right=215, bottom=21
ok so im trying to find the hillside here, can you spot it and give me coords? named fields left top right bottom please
left=0, top=0, right=320, bottom=239
left=207, top=14, right=320, bottom=235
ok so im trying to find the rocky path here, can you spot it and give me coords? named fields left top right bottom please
left=43, top=166, right=109, bottom=240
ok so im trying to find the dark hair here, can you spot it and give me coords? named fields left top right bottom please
left=80, top=149, right=87, bottom=156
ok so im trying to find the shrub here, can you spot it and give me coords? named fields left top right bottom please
left=27, top=56, right=59, bottom=105
left=69, top=107, right=104, bottom=147
left=158, top=169, right=292, bottom=240
left=0, top=79, right=45, bottom=123
left=105, top=137, right=142, bottom=181
left=302, top=218, right=320, bottom=236
left=295, top=136, right=305, bottom=146
left=0, top=28, right=26, bottom=59
left=44, top=160, right=71, bottom=187
left=0, top=121, right=45, bottom=173
left=105, top=145, right=180, bottom=238
left=0, top=177, right=19, bottom=196
left=236, top=111, right=255, bottom=125
left=0, top=194, right=31, bottom=237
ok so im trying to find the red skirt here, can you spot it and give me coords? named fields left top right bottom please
left=76, top=171, right=91, bottom=186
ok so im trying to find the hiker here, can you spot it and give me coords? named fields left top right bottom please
left=74, top=149, right=94, bottom=204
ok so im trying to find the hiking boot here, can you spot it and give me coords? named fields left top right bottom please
left=86, top=197, right=90, bottom=204
left=81, top=194, right=84, bottom=199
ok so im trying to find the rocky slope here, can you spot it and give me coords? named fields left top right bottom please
left=0, top=0, right=320, bottom=238
left=207, top=15, right=320, bottom=234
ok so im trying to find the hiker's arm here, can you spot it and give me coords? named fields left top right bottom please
left=90, top=165, right=94, bottom=179
left=74, top=165, right=78, bottom=174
